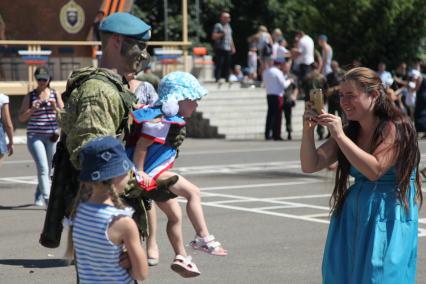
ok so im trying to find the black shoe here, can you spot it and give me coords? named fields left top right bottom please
left=287, top=133, right=292, bottom=140
left=273, top=137, right=284, bottom=141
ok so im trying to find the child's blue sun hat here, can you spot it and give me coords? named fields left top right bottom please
left=79, top=136, right=133, bottom=182
left=157, top=71, right=208, bottom=104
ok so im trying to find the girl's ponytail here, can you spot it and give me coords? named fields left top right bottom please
left=65, top=182, right=93, bottom=260
left=104, top=180, right=125, bottom=209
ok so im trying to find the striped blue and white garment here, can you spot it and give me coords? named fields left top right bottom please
left=27, top=89, right=58, bottom=136
left=72, top=202, right=135, bottom=284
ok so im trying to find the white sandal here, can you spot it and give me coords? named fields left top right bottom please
left=170, top=255, right=200, bottom=278
left=190, top=235, right=228, bottom=256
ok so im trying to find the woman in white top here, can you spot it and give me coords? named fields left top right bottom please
left=0, top=92, right=14, bottom=165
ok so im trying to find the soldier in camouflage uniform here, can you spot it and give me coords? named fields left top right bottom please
left=39, top=13, right=178, bottom=255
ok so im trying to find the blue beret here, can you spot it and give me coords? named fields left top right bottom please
left=99, top=12, right=151, bottom=41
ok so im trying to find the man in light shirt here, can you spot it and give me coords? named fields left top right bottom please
left=377, top=62, right=393, bottom=88
left=263, top=58, right=293, bottom=140
left=292, top=30, right=314, bottom=81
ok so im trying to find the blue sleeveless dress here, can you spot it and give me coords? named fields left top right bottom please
left=322, top=166, right=418, bottom=284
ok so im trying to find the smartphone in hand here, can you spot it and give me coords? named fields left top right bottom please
left=310, top=89, right=324, bottom=114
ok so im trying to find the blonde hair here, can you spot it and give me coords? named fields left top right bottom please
left=258, top=25, right=268, bottom=33
left=65, top=180, right=125, bottom=260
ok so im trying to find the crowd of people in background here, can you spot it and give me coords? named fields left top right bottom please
left=210, top=10, right=426, bottom=191
left=211, top=12, right=426, bottom=146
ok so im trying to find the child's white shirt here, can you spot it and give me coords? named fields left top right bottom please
left=141, top=120, right=171, bottom=144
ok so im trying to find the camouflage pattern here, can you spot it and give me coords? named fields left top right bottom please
left=40, top=67, right=136, bottom=248
left=57, top=67, right=133, bottom=168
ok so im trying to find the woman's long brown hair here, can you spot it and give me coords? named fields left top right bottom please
left=330, top=67, right=423, bottom=212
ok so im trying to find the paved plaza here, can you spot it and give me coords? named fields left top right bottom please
left=1, top=139, right=425, bottom=283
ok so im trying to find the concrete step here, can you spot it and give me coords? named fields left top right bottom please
left=187, top=86, right=306, bottom=140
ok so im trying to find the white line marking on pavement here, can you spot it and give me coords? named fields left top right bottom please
left=201, top=192, right=330, bottom=210
left=207, top=199, right=260, bottom=205
left=302, top=213, right=331, bottom=218
left=419, top=228, right=426, bottom=237
left=193, top=187, right=426, bottom=238
left=174, top=160, right=303, bottom=175
left=0, top=176, right=37, bottom=185
left=3, top=159, right=34, bottom=165
left=178, top=198, right=331, bottom=224
left=268, top=194, right=330, bottom=200
left=255, top=205, right=303, bottom=210
left=182, top=146, right=300, bottom=156
left=200, top=179, right=324, bottom=191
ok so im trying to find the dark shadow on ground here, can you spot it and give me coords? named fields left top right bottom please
left=0, top=204, right=43, bottom=210
left=0, top=258, right=69, bottom=268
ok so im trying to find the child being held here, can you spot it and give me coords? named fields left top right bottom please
left=127, top=71, right=227, bottom=278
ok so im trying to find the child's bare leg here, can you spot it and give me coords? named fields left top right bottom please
left=146, top=205, right=159, bottom=262
left=155, top=198, right=187, bottom=256
left=159, top=172, right=209, bottom=238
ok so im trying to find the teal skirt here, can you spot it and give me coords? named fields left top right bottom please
left=322, top=167, right=418, bottom=284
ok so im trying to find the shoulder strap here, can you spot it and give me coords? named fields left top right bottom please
left=64, top=68, right=135, bottom=137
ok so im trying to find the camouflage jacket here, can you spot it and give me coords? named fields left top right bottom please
left=57, top=67, right=134, bottom=169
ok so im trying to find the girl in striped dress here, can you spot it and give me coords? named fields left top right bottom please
left=18, top=66, right=64, bottom=206
left=67, top=136, right=148, bottom=283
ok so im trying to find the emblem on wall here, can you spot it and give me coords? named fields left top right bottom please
left=60, top=0, right=85, bottom=34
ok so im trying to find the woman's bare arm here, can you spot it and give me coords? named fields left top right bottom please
left=18, top=94, right=34, bottom=123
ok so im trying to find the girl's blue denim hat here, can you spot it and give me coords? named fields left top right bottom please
left=157, top=71, right=208, bottom=103
left=79, top=136, right=133, bottom=182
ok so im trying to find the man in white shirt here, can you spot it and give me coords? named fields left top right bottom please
left=292, top=30, right=314, bottom=81
left=377, top=62, right=393, bottom=88
left=263, top=58, right=292, bottom=140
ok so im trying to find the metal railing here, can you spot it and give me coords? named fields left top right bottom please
left=0, top=40, right=192, bottom=95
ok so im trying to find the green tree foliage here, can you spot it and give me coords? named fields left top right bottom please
left=309, top=0, right=426, bottom=69
left=132, top=0, right=426, bottom=69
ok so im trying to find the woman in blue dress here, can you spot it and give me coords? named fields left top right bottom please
left=300, top=67, right=422, bottom=283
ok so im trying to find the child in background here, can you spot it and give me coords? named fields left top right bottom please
left=229, top=64, right=244, bottom=82
left=0, top=92, right=14, bottom=166
left=404, top=80, right=417, bottom=121
left=127, top=71, right=227, bottom=278
left=247, top=44, right=258, bottom=82
left=66, top=136, right=148, bottom=283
